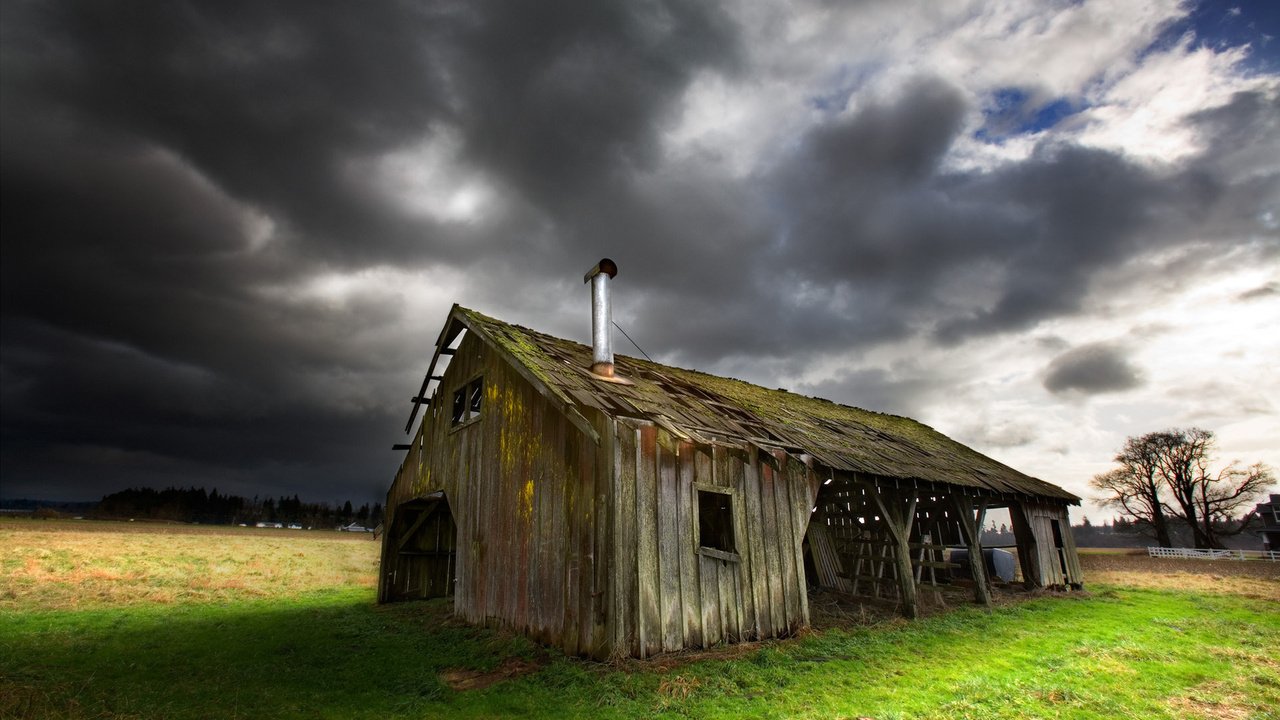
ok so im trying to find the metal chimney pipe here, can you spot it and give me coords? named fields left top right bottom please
left=583, top=258, right=618, bottom=378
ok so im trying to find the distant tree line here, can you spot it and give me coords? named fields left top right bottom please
left=93, top=486, right=383, bottom=528
left=979, top=514, right=1265, bottom=550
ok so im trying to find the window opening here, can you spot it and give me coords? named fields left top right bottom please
left=451, top=376, right=484, bottom=427
left=698, top=489, right=736, bottom=554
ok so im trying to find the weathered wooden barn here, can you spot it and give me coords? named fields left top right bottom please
left=379, top=260, right=1082, bottom=659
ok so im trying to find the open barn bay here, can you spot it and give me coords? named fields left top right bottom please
left=2, top=519, right=1276, bottom=719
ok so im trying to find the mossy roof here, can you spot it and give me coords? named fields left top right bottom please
left=455, top=306, right=1078, bottom=503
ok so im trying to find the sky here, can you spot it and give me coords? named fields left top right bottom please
left=2, top=0, right=1277, bottom=518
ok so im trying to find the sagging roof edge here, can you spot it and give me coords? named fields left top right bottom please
left=399, top=305, right=1080, bottom=506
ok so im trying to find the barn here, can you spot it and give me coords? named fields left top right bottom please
left=379, top=259, right=1083, bottom=659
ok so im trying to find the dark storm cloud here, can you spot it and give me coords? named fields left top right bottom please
left=0, top=0, right=738, bottom=501
left=795, top=366, right=944, bottom=419
left=629, top=76, right=1237, bottom=368
left=2, top=0, right=1275, bottom=503
left=1042, top=343, right=1143, bottom=395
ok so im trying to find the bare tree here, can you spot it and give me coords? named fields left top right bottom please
left=1148, top=428, right=1216, bottom=548
left=1091, top=433, right=1174, bottom=547
left=1176, top=458, right=1274, bottom=549
left=1095, top=427, right=1274, bottom=549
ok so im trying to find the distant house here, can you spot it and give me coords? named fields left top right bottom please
left=1256, top=494, right=1280, bottom=551
left=380, top=259, right=1082, bottom=659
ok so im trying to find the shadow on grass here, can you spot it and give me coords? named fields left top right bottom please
left=0, top=590, right=574, bottom=720
left=4, top=587, right=1277, bottom=720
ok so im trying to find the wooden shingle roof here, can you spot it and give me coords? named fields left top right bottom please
left=446, top=306, right=1079, bottom=503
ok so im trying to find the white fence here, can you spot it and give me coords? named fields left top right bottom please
left=1147, top=546, right=1280, bottom=561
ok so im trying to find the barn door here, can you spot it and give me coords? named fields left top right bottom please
left=387, top=493, right=457, bottom=601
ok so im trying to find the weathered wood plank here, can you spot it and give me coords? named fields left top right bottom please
left=615, top=421, right=639, bottom=655
left=721, top=451, right=745, bottom=642
left=771, top=451, right=799, bottom=628
left=758, top=455, right=786, bottom=634
left=951, top=495, right=991, bottom=607
left=741, top=450, right=771, bottom=638
left=636, top=424, right=661, bottom=658
left=576, top=417, right=596, bottom=656
left=560, top=417, right=581, bottom=653
left=657, top=435, right=683, bottom=652
left=591, top=411, right=612, bottom=658
left=699, top=554, right=722, bottom=646
left=718, top=559, right=736, bottom=643
left=787, top=458, right=812, bottom=628
left=676, top=442, right=701, bottom=648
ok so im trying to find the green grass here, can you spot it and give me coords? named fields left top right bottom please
left=4, top=586, right=1277, bottom=719
left=2, top=522, right=1277, bottom=719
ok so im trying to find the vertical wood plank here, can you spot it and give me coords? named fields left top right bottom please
left=758, top=456, right=785, bottom=634
left=635, top=424, right=661, bottom=658
left=657, top=435, right=683, bottom=652
left=676, top=442, right=701, bottom=648
left=722, top=452, right=745, bottom=642
left=733, top=453, right=759, bottom=641
left=616, top=423, right=639, bottom=655
left=699, top=555, right=722, bottom=646
left=786, top=458, right=812, bottom=628
left=576, top=420, right=595, bottom=656
left=591, top=412, right=613, bottom=657
left=560, top=420, right=581, bottom=650
left=718, top=560, right=736, bottom=643
left=771, top=452, right=800, bottom=630
left=741, top=449, right=771, bottom=638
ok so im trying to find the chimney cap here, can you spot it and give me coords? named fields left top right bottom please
left=583, top=258, right=618, bottom=284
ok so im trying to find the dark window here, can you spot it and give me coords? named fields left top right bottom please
left=451, top=377, right=484, bottom=427
left=698, top=489, right=735, bottom=553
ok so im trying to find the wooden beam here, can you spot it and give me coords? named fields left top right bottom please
left=951, top=495, right=992, bottom=607
left=405, top=305, right=465, bottom=434
left=396, top=503, right=440, bottom=551
left=867, top=483, right=918, bottom=619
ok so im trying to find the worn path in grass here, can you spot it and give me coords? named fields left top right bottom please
left=2, top=521, right=1277, bottom=719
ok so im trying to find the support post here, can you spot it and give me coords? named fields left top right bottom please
left=951, top=495, right=992, bottom=607
left=869, top=484, right=918, bottom=618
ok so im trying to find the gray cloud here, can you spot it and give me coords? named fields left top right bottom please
left=1238, top=282, right=1278, bottom=301
left=1043, top=343, right=1144, bottom=395
left=1, top=1, right=1276, bottom=503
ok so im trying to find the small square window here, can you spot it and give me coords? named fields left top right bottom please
left=451, top=376, right=484, bottom=427
left=697, top=489, right=735, bottom=554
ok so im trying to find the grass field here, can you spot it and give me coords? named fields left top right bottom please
left=2, top=519, right=1277, bottom=719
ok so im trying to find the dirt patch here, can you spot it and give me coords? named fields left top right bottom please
left=1166, top=681, right=1256, bottom=720
left=808, top=581, right=1067, bottom=631
left=1079, top=554, right=1280, bottom=597
left=440, top=657, right=542, bottom=691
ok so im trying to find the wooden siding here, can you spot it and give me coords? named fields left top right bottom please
left=1014, top=501, right=1084, bottom=587
left=610, top=420, right=811, bottom=656
left=382, top=331, right=610, bottom=656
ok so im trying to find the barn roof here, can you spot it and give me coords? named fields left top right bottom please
left=432, top=305, right=1078, bottom=504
